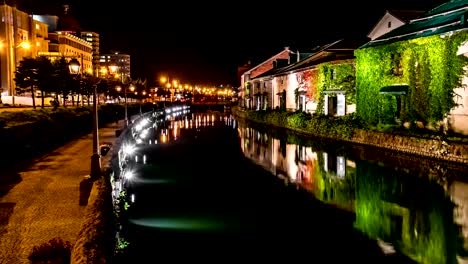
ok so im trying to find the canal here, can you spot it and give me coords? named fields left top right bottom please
left=111, top=108, right=468, bottom=263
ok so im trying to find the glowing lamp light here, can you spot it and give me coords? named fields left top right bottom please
left=68, top=58, right=81, bottom=75
left=124, top=171, right=134, bottom=180
left=123, top=144, right=136, bottom=155
left=19, top=41, right=31, bottom=49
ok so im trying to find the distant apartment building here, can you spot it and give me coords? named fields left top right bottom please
left=100, top=52, right=131, bottom=81
left=35, top=13, right=96, bottom=76
left=38, top=31, right=93, bottom=75
left=0, top=4, right=49, bottom=100
left=80, top=31, right=100, bottom=76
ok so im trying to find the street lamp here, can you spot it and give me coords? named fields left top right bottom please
left=116, top=83, right=135, bottom=128
left=160, top=76, right=179, bottom=102
left=109, top=61, right=131, bottom=127
left=69, top=58, right=101, bottom=179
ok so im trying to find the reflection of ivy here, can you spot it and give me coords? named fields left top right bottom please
left=355, top=32, right=468, bottom=127
left=315, top=152, right=356, bottom=205
left=354, top=163, right=461, bottom=264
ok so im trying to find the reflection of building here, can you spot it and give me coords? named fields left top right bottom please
left=0, top=4, right=49, bottom=100
left=449, top=181, right=468, bottom=258
left=238, top=123, right=356, bottom=209
left=323, top=153, right=347, bottom=178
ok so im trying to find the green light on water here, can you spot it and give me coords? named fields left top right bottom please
left=129, top=217, right=227, bottom=231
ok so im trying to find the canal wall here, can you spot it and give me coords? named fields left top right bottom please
left=71, top=123, right=124, bottom=264
left=71, top=176, right=114, bottom=264
left=233, top=108, right=468, bottom=165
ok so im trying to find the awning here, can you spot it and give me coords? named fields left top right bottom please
left=379, top=85, right=409, bottom=95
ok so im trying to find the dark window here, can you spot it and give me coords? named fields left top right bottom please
left=388, top=21, right=392, bottom=28
left=391, top=53, right=403, bottom=76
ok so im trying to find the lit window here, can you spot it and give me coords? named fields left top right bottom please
left=35, top=24, right=40, bottom=29
left=36, top=41, right=40, bottom=46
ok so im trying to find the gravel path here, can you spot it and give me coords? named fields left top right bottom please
left=0, top=123, right=119, bottom=264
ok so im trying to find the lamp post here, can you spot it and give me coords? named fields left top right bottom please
left=69, top=58, right=101, bottom=179
left=116, top=83, right=135, bottom=128
left=160, top=76, right=179, bottom=102
left=109, top=61, right=133, bottom=128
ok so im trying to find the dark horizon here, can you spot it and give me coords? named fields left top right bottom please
left=17, top=0, right=448, bottom=87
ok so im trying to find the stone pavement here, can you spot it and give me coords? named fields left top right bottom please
left=0, top=122, right=120, bottom=264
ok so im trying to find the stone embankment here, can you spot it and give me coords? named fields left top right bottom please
left=233, top=109, right=468, bottom=165
left=351, top=129, right=468, bottom=164
left=70, top=122, right=125, bottom=264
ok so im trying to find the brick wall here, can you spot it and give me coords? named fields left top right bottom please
left=250, top=50, right=292, bottom=79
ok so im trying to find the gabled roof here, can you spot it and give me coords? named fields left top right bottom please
left=367, top=9, right=425, bottom=39
left=360, top=0, right=468, bottom=49
left=252, top=38, right=361, bottom=80
left=242, top=47, right=292, bottom=75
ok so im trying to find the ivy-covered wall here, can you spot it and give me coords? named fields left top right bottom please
left=315, top=60, right=356, bottom=114
left=355, top=32, right=468, bottom=127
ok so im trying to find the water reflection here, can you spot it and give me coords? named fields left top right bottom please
left=237, top=120, right=468, bottom=264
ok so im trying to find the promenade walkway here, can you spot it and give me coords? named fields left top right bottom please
left=0, top=122, right=120, bottom=264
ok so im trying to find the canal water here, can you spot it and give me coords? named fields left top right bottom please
left=111, top=109, right=468, bottom=264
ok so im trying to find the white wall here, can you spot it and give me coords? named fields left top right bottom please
left=368, top=13, right=406, bottom=40
left=451, top=48, right=468, bottom=135
left=286, top=74, right=299, bottom=111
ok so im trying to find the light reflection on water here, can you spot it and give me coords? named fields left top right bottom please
left=237, top=119, right=468, bottom=264
left=113, top=110, right=468, bottom=263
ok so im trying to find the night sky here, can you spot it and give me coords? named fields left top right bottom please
left=19, top=0, right=447, bottom=87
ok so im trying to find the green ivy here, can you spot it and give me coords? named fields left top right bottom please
left=315, top=60, right=356, bottom=114
left=355, top=32, right=468, bottom=127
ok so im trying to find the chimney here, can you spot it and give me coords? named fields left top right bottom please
left=63, top=5, right=70, bottom=14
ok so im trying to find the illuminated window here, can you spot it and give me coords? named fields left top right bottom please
left=36, top=41, right=40, bottom=46
left=35, top=23, right=40, bottom=29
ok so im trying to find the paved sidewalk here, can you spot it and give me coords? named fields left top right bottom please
left=0, top=123, right=120, bottom=264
